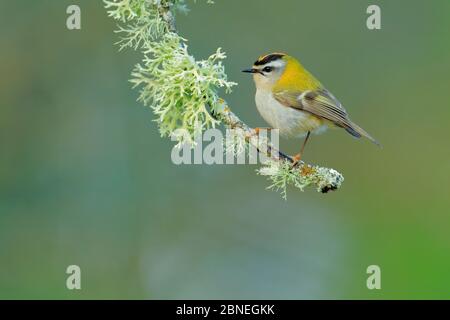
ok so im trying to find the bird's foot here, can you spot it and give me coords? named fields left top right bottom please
left=246, top=127, right=272, bottom=139
left=254, top=127, right=273, bottom=135
left=291, top=153, right=302, bottom=169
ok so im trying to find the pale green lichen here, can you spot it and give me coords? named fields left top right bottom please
left=224, top=128, right=248, bottom=157
left=104, top=0, right=236, bottom=145
left=257, top=160, right=344, bottom=199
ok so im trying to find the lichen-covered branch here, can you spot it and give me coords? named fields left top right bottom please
left=215, top=100, right=344, bottom=196
left=104, top=0, right=344, bottom=198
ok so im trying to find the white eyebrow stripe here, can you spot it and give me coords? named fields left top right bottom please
left=264, top=60, right=285, bottom=69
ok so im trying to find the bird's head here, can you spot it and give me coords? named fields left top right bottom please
left=243, top=52, right=291, bottom=90
left=243, top=53, right=313, bottom=92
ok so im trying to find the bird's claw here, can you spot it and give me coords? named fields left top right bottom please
left=291, top=153, right=302, bottom=169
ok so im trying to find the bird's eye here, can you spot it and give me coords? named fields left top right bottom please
left=262, top=66, right=273, bottom=73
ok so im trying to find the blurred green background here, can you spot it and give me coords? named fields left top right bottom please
left=1, top=0, right=449, bottom=299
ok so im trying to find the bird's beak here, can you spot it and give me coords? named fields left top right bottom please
left=242, top=68, right=258, bottom=74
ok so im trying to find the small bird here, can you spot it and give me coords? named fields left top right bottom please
left=243, top=53, right=379, bottom=164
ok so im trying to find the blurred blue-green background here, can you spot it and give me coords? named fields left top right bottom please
left=1, top=0, right=449, bottom=299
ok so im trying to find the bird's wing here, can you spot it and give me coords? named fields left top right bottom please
left=273, top=88, right=380, bottom=145
left=273, top=88, right=353, bottom=129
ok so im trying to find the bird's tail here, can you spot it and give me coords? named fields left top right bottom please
left=345, top=122, right=381, bottom=147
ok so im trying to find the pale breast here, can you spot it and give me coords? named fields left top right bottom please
left=255, top=89, right=327, bottom=138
